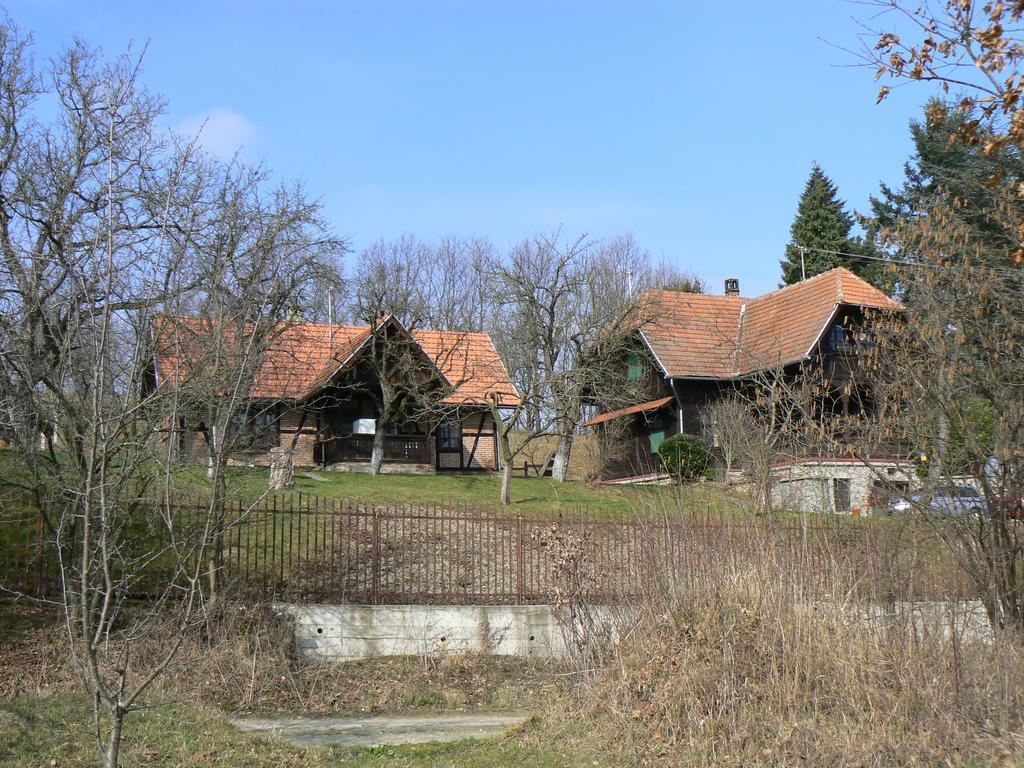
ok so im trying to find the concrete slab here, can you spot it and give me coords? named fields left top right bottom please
left=279, top=603, right=579, bottom=660
left=231, top=711, right=532, bottom=748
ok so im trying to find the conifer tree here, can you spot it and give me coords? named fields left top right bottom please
left=780, top=163, right=873, bottom=285
left=865, top=99, right=1024, bottom=267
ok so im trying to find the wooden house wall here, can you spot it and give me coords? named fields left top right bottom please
left=176, top=406, right=319, bottom=468
left=177, top=404, right=498, bottom=473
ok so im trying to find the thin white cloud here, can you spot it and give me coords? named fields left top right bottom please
left=174, top=107, right=259, bottom=161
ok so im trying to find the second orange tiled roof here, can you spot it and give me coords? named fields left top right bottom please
left=639, top=267, right=901, bottom=379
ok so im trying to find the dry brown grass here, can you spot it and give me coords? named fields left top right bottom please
left=509, top=431, right=602, bottom=481
left=0, top=600, right=560, bottom=715
left=5, top=509, right=1020, bottom=766
left=554, top=517, right=1024, bottom=767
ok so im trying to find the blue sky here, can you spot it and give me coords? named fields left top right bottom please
left=6, top=1, right=926, bottom=296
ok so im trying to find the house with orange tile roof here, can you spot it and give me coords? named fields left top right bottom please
left=584, top=268, right=911, bottom=512
left=149, top=314, right=518, bottom=473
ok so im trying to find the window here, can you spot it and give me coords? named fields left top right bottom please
left=828, top=324, right=854, bottom=353
left=439, top=423, right=460, bottom=450
left=227, top=405, right=279, bottom=451
left=627, top=353, right=642, bottom=382
left=648, top=429, right=665, bottom=454
left=388, top=420, right=425, bottom=436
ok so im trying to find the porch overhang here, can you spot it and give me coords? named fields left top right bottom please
left=583, top=396, right=674, bottom=427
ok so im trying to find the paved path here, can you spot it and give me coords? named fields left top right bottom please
left=231, top=711, right=532, bottom=748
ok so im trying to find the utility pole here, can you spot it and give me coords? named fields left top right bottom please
left=327, top=291, right=334, bottom=348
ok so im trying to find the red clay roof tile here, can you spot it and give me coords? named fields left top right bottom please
left=154, top=318, right=519, bottom=406
left=639, top=267, right=901, bottom=379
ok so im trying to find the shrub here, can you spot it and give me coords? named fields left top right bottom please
left=657, top=433, right=711, bottom=482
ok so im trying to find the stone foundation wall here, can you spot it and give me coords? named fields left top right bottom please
left=322, top=462, right=435, bottom=475
left=771, top=460, right=919, bottom=515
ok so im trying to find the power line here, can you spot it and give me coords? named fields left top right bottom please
left=795, top=244, right=1024, bottom=278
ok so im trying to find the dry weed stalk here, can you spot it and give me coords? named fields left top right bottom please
left=0, top=601, right=557, bottom=714
left=533, top=524, right=610, bottom=669
left=568, top=509, right=1024, bottom=767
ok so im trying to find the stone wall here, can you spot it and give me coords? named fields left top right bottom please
left=322, top=462, right=436, bottom=475
left=771, top=459, right=919, bottom=515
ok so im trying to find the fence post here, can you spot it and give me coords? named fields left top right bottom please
left=516, top=515, right=525, bottom=604
left=371, top=509, right=381, bottom=605
left=216, top=496, right=225, bottom=581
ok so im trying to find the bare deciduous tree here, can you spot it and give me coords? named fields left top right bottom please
left=591, top=233, right=706, bottom=297
left=343, top=238, right=476, bottom=475
left=852, top=244, right=1024, bottom=635
left=0, top=25, right=343, bottom=767
left=705, top=369, right=821, bottom=516
left=705, top=397, right=750, bottom=486
left=487, top=232, right=673, bottom=485
left=849, top=0, right=1024, bottom=638
left=166, top=162, right=343, bottom=491
left=347, top=234, right=495, bottom=331
left=341, top=231, right=702, bottom=489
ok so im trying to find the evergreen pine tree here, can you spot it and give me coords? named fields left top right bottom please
left=865, top=99, right=1024, bottom=266
left=780, top=163, right=873, bottom=285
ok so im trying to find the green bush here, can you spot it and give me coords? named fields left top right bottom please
left=657, top=433, right=712, bottom=482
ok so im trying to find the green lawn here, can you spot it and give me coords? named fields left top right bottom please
left=0, top=695, right=607, bottom=768
left=176, top=464, right=744, bottom=518
left=0, top=447, right=753, bottom=518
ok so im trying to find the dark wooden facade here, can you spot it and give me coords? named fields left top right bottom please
left=592, top=308, right=882, bottom=481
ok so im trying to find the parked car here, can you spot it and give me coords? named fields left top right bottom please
left=888, top=484, right=988, bottom=517
left=996, top=494, right=1024, bottom=520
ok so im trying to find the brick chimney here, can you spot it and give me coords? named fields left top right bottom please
left=724, top=278, right=740, bottom=296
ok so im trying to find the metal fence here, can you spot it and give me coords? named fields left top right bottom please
left=186, top=495, right=663, bottom=604
left=0, top=489, right=970, bottom=604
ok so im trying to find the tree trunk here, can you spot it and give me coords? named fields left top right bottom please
left=268, top=446, right=295, bottom=490
left=206, top=425, right=217, bottom=480
left=757, top=472, right=774, bottom=515
left=501, top=460, right=513, bottom=506
left=551, top=431, right=573, bottom=482
left=207, top=549, right=219, bottom=603
left=492, top=405, right=515, bottom=506
left=369, top=425, right=385, bottom=476
left=207, top=471, right=227, bottom=601
left=104, top=708, right=124, bottom=768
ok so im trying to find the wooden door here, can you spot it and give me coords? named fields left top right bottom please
left=833, top=478, right=851, bottom=514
